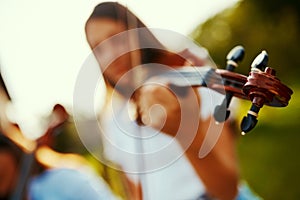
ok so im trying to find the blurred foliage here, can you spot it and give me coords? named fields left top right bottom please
left=191, top=0, right=300, bottom=199
left=191, top=0, right=300, bottom=85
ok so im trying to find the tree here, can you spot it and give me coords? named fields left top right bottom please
left=191, top=0, right=300, bottom=83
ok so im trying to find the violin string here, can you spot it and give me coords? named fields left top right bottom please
left=159, top=69, right=245, bottom=89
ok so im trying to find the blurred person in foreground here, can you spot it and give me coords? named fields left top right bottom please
left=0, top=131, right=118, bottom=200
left=84, top=2, right=262, bottom=200
left=0, top=80, right=117, bottom=200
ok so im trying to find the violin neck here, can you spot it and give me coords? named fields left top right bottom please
left=154, top=66, right=216, bottom=87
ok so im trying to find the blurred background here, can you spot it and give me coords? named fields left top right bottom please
left=190, top=1, right=300, bottom=199
left=0, top=0, right=299, bottom=199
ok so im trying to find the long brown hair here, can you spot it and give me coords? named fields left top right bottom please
left=85, top=2, right=186, bottom=66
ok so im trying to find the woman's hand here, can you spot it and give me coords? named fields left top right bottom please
left=136, top=81, right=200, bottom=138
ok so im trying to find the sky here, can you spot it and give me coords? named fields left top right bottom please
left=0, top=0, right=238, bottom=137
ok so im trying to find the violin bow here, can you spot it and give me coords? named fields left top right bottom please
left=124, top=4, right=148, bottom=200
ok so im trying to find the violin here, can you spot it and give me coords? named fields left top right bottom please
left=152, top=46, right=293, bottom=134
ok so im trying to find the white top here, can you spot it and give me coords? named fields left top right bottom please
left=99, top=87, right=236, bottom=200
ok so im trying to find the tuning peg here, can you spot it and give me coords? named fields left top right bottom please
left=241, top=104, right=259, bottom=135
left=226, top=45, right=245, bottom=61
left=241, top=50, right=269, bottom=134
left=214, top=45, right=245, bottom=123
left=251, top=50, right=268, bottom=71
left=213, top=93, right=232, bottom=123
left=226, top=45, right=245, bottom=71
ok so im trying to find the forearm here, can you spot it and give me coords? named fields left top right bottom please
left=179, top=119, right=239, bottom=200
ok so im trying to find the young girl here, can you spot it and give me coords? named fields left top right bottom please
left=84, top=2, right=261, bottom=200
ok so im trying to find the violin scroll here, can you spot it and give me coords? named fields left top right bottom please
left=241, top=51, right=293, bottom=134
left=212, top=47, right=293, bottom=134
